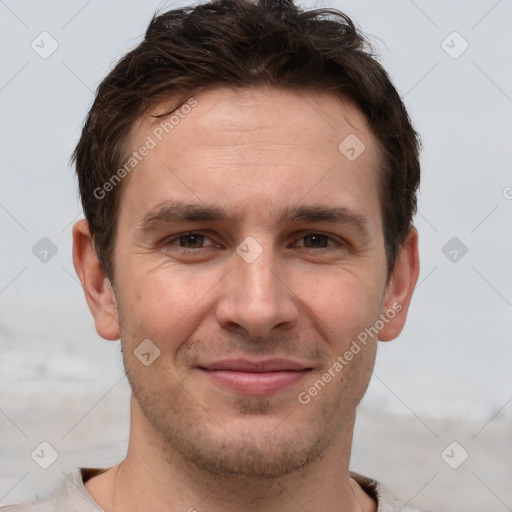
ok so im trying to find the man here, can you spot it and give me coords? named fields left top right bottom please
left=2, top=0, right=428, bottom=510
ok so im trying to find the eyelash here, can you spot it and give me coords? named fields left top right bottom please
left=163, top=231, right=345, bottom=253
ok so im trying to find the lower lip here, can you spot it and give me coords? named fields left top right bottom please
left=200, top=369, right=310, bottom=395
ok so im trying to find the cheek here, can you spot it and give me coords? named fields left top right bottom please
left=116, top=264, right=218, bottom=350
left=298, top=268, right=383, bottom=342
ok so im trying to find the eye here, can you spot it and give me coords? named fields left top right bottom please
left=300, top=233, right=330, bottom=248
left=165, top=232, right=216, bottom=250
left=295, top=233, right=339, bottom=249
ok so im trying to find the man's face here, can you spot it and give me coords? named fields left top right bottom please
left=109, top=87, right=392, bottom=477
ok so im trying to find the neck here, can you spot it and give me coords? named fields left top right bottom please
left=86, top=396, right=376, bottom=512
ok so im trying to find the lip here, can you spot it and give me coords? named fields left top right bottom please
left=198, top=358, right=312, bottom=396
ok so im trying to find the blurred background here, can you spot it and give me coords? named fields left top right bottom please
left=1, top=1, right=511, bottom=510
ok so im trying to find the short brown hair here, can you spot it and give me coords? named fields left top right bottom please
left=72, top=0, right=420, bottom=281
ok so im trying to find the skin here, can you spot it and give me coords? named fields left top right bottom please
left=73, top=86, right=419, bottom=512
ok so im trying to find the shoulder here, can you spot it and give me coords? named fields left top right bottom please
left=350, top=471, right=434, bottom=512
left=392, top=504, right=432, bottom=512
left=0, top=497, right=54, bottom=511
left=0, top=468, right=105, bottom=512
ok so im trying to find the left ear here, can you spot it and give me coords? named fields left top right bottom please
left=378, top=226, right=419, bottom=341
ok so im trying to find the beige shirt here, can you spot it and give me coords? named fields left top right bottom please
left=0, top=468, right=432, bottom=511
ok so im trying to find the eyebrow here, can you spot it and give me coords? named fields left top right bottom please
left=138, top=200, right=370, bottom=238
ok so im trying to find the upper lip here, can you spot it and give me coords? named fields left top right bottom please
left=199, top=358, right=311, bottom=372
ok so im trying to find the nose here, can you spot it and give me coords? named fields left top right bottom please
left=215, top=241, right=299, bottom=339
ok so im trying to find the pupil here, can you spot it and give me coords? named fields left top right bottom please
left=306, top=234, right=326, bottom=247
left=181, top=234, right=202, bottom=248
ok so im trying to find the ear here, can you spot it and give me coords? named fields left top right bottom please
left=378, top=226, right=419, bottom=342
left=72, top=219, right=120, bottom=341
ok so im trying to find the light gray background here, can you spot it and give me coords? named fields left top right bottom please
left=1, top=1, right=511, bottom=511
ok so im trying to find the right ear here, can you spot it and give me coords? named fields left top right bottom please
left=72, top=219, right=120, bottom=341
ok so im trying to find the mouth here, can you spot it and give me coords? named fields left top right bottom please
left=197, top=359, right=312, bottom=396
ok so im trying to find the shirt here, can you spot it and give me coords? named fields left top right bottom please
left=0, top=468, right=432, bottom=511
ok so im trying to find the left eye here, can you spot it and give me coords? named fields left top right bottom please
left=296, top=233, right=335, bottom=249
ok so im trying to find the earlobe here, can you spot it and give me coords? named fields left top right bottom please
left=378, top=227, right=420, bottom=342
left=72, top=219, right=121, bottom=341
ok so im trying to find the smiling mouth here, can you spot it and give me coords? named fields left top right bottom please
left=198, top=359, right=312, bottom=396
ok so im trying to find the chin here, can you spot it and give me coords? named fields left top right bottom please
left=175, top=424, right=330, bottom=479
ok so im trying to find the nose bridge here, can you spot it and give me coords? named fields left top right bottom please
left=215, top=237, right=298, bottom=337
left=237, top=241, right=280, bottom=300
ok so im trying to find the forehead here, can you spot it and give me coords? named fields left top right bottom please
left=144, top=86, right=373, bottom=156
left=119, top=86, right=381, bottom=226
